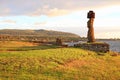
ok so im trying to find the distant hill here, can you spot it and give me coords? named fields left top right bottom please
left=0, top=29, right=80, bottom=41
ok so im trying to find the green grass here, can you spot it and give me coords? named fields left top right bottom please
left=0, top=47, right=120, bottom=80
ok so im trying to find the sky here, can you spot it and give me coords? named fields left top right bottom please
left=0, top=0, right=120, bottom=39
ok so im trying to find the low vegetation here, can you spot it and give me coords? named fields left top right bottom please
left=0, top=41, right=120, bottom=80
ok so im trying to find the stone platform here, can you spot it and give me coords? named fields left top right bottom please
left=74, top=42, right=109, bottom=53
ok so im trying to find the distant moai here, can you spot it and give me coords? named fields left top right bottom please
left=87, top=10, right=95, bottom=43
left=56, top=38, right=62, bottom=46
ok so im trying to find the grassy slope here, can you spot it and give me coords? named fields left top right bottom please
left=0, top=47, right=120, bottom=80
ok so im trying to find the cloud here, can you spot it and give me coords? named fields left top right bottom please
left=0, top=20, right=16, bottom=24
left=29, top=8, right=71, bottom=17
left=0, top=8, right=11, bottom=16
left=47, top=8, right=70, bottom=17
left=96, top=32, right=120, bottom=39
left=34, top=22, right=47, bottom=26
left=0, top=0, right=120, bottom=16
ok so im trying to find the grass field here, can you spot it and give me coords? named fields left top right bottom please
left=0, top=41, right=120, bottom=80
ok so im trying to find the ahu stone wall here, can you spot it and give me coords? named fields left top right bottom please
left=75, top=42, right=109, bottom=53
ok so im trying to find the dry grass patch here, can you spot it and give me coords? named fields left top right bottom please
left=0, top=41, right=38, bottom=48
left=64, top=60, right=88, bottom=68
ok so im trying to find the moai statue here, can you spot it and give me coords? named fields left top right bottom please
left=56, top=38, right=62, bottom=46
left=87, top=11, right=95, bottom=43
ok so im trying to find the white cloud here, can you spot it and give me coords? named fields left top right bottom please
left=28, top=8, right=71, bottom=17
left=96, top=32, right=120, bottom=39
left=0, top=20, right=16, bottom=24
left=34, top=22, right=47, bottom=26
left=47, top=8, right=70, bottom=17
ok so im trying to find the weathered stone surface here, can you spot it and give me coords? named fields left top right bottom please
left=87, top=18, right=95, bottom=42
left=75, top=43, right=109, bottom=53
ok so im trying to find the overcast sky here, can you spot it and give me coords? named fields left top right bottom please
left=0, top=0, right=120, bottom=38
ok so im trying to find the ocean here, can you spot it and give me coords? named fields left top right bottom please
left=100, top=40, right=120, bottom=52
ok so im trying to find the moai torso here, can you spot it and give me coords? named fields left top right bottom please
left=87, top=11, right=95, bottom=43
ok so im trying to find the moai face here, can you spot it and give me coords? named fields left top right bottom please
left=87, top=11, right=95, bottom=18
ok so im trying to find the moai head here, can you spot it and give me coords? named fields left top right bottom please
left=87, top=11, right=95, bottom=19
